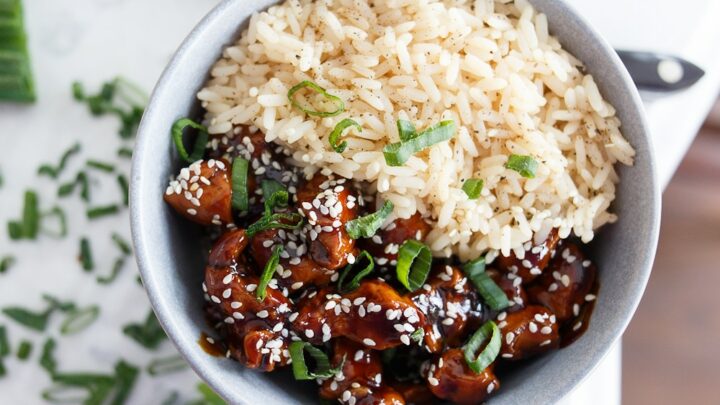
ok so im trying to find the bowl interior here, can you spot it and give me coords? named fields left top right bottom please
left=130, top=1, right=660, bottom=404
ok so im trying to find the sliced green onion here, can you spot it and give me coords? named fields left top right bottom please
left=329, top=118, right=361, bottom=153
left=257, top=245, right=282, bottom=301
left=117, top=174, right=129, bottom=206
left=231, top=158, right=249, bottom=213
left=42, top=294, right=77, bottom=312
left=41, top=206, right=67, bottom=238
left=396, top=119, right=418, bottom=142
left=462, top=257, right=509, bottom=311
left=72, top=77, right=146, bottom=139
left=16, top=340, right=32, bottom=360
left=0, top=5, right=35, bottom=103
left=246, top=213, right=303, bottom=237
left=37, top=143, right=81, bottom=179
left=97, top=256, right=125, bottom=285
left=462, top=320, right=501, bottom=373
left=462, top=178, right=484, bottom=199
left=111, top=232, right=132, bottom=256
left=338, top=251, right=374, bottom=293
left=261, top=179, right=288, bottom=215
left=147, top=355, right=187, bottom=376
left=171, top=118, right=208, bottom=163
left=410, top=328, right=424, bottom=343
left=505, top=154, right=538, bottom=178
left=1, top=306, right=52, bottom=331
left=79, top=237, right=94, bottom=272
left=117, top=147, right=133, bottom=158
left=60, top=306, right=100, bottom=335
left=395, top=240, right=432, bottom=292
left=57, top=171, right=89, bottom=201
left=0, top=325, right=9, bottom=356
left=289, top=341, right=344, bottom=380
left=345, top=200, right=393, bottom=240
left=7, top=190, right=39, bottom=240
left=39, top=338, right=57, bottom=375
left=122, top=310, right=167, bottom=350
left=86, top=159, right=115, bottom=172
left=287, top=80, right=345, bottom=117
left=383, top=120, right=456, bottom=167
left=0, top=255, right=15, bottom=273
left=86, top=204, right=119, bottom=219
left=112, top=360, right=140, bottom=404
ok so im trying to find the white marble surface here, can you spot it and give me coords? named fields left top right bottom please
left=2, top=0, right=719, bottom=403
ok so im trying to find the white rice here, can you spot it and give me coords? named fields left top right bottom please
left=197, top=0, right=635, bottom=261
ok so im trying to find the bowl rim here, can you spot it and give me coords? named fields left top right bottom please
left=130, top=0, right=661, bottom=403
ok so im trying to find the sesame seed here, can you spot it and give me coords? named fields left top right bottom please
left=257, top=310, right=269, bottom=318
left=233, top=312, right=244, bottom=319
left=529, top=322, right=538, bottom=333
left=585, top=294, right=596, bottom=301
left=506, top=332, right=515, bottom=344
left=222, top=288, right=232, bottom=299
left=428, top=377, right=439, bottom=386
left=291, top=282, right=303, bottom=290
left=210, top=296, right=221, bottom=304
left=540, top=326, right=553, bottom=335
left=400, top=335, right=410, bottom=345
left=362, top=338, right=376, bottom=347
left=305, top=329, right=314, bottom=338
left=186, top=208, right=197, bottom=216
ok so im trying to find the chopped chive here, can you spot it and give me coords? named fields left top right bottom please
left=39, top=338, right=57, bottom=375
left=245, top=212, right=304, bottom=237
left=111, top=233, right=132, bottom=256
left=42, top=294, right=77, bottom=312
left=0, top=359, right=4, bottom=377
left=410, top=328, right=424, bottom=343
left=463, top=320, right=501, bottom=373
left=7, top=190, right=39, bottom=240
left=462, top=178, right=484, bottom=199
left=146, top=355, right=187, bottom=376
left=337, top=251, right=374, bottom=293
left=345, top=200, right=393, bottom=240
left=16, top=340, right=32, bottom=360
left=328, top=118, right=361, bottom=153
left=261, top=179, right=288, bottom=214
left=194, top=383, right=225, bottom=405
left=383, top=120, right=456, bottom=166
left=79, top=237, right=94, bottom=271
left=85, top=159, right=115, bottom=173
left=0, top=325, right=9, bottom=356
left=257, top=245, right=282, bottom=301
left=97, top=256, right=125, bottom=285
left=122, top=311, right=166, bottom=350
left=231, top=158, right=249, bottom=213
left=171, top=118, right=208, bottom=163
left=37, top=143, right=81, bottom=179
left=41, top=206, right=67, bottom=238
left=505, top=154, right=538, bottom=178
left=395, top=240, right=432, bottom=292
left=287, top=80, right=345, bottom=117
left=0, top=256, right=15, bottom=273
left=72, top=77, right=146, bottom=139
left=57, top=171, right=90, bottom=202
left=117, top=147, right=133, bottom=158
left=86, top=204, right=119, bottom=219
left=1, top=306, right=52, bottom=331
left=112, top=360, right=140, bottom=404
left=289, top=341, right=344, bottom=380
left=462, top=257, right=510, bottom=311
left=60, top=306, right=100, bottom=335
left=161, top=391, right=180, bottom=405
left=117, top=174, right=129, bottom=206
left=396, top=119, right=418, bottom=142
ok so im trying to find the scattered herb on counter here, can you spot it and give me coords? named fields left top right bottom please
left=16, top=340, right=32, bottom=360
left=42, top=294, right=77, bottom=313
left=0, top=256, right=15, bottom=273
left=122, top=311, right=167, bottom=350
left=37, top=143, right=81, bottom=179
left=39, top=338, right=57, bottom=375
left=117, top=174, right=129, bottom=206
left=97, top=257, right=126, bottom=285
left=111, top=233, right=132, bottom=256
left=41, top=206, right=68, bottom=238
left=86, top=159, right=115, bottom=173
left=58, top=171, right=90, bottom=202
left=146, top=355, right=187, bottom=376
left=60, top=305, right=100, bottom=335
left=187, top=383, right=226, bottom=405
left=1, top=306, right=52, bottom=332
left=7, top=189, right=39, bottom=240
left=86, top=204, right=120, bottom=219
left=72, top=77, right=147, bottom=139
left=160, top=391, right=180, bottom=405
left=0, top=325, right=9, bottom=356
left=79, top=237, right=94, bottom=271
left=117, top=147, right=133, bottom=159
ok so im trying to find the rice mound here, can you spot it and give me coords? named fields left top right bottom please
left=197, top=0, right=635, bottom=261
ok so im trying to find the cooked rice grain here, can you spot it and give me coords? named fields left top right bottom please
left=198, top=0, right=635, bottom=261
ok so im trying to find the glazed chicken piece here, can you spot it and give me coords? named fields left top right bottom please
left=164, top=158, right=233, bottom=226
left=340, top=386, right=406, bottom=405
left=497, top=305, right=559, bottom=361
left=486, top=268, right=527, bottom=312
left=527, top=242, right=597, bottom=324
left=249, top=228, right=335, bottom=291
left=363, top=213, right=431, bottom=265
left=409, top=266, right=484, bottom=353
left=292, top=279, right=426, bottom=350
left=426, top=349, right=500, bottom=405
left=204, top=229, right=293, bottom=371
left=391, top=383, right=435, bottom=405
left=207, top=125, right=272, bottom=161
left=296, top=175, right=358, bottom=270
left=496, top=228, right=560, bottom=283
left=320, top=339, right=384, bottom=401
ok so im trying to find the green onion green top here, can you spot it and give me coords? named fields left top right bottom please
left=383, top=120, right=456, bottom=166
left=337, top=251, right=374, bottom=293
left=289, top=341, right=344, bottom=380
left=257, top=245, right=282, bottom=301
left=171, top=118, right=208, bottom=163
left=287, top=81, right=345, bottom=117
left=462, top=320, right=501, bottom=373
left=505, top=154, right=538, bottom=178
left=462, top=178, right=484, bottom=199
left=231, top=158, right=250, bottom=213
left=329, top=118, right=361, bottom=153
left=395, top=239, right=432, bottom=292
left=345, top=200, right=393, bottom=240
left=462, top=256, right=510, bottom=311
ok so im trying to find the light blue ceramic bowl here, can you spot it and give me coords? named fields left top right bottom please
left=130, top=1, right=661, bottom=403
